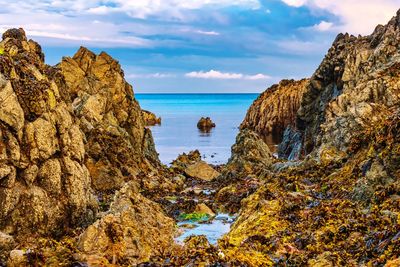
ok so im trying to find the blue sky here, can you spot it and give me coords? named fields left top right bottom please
left=0, top=0, right=398, bottom=93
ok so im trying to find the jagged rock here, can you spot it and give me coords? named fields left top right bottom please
left=59, top=46, right=162, bottom=192
left=241, top=79, right=308, bottom=149
left=184, top=161, right=220, bottom=181
left=297, top=11, right=400, bottom=155
left=197, top=117, right=216, bottom=131
left=77, top=182, right=176, bottom=265
left=0, top=29, right=97, bottom=237
left=218, top=10, right=400, bottom=266
left=142, top=109, right=161, bottom=126
left=0, top=27, right=168, bottom=251
left=278, top=126, right=302, bottom=160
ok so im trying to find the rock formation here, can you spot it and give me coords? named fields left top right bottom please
left=197, top=117, right=216, bottom=132
left=0, top=28, right=176, bottom=265
left=241, top=79, right=308, bottom=150
left=142, top=109, right=161, bottom=126
left=215, top=9, right=400, bottom=266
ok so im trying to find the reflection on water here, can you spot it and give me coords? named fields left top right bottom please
left=176, top=214, right=235, bottom=245
left=198, top=128, right=213, bottom=137
left=136, top=94, right=258, bottom=165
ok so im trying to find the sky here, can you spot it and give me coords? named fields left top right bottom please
left=0, top=0, right=399, bottom=93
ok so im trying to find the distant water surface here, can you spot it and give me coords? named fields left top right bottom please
left=136, top=93, right=258, bottom=165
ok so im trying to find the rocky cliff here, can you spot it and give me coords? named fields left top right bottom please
left=0, top=28, right=176, bottom=265
left=242, top=11, right=400, bottom=160
left=215, top=9, right=400, bottom=266
left=241, top=79, right=308, bottom=150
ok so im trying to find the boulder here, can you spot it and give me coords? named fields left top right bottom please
left=184, top=161, right=220, bottom=181
left=77, top=182, right=176, bottom=265
left=194, top=203, right=215, bottom=217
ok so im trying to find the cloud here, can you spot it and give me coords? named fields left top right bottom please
left=196, top=30, right=220, bottom=36
left=185, top=70, right=270, bottom=80
left=281, top=0, right=399, bottom=35
left=281, top=0, right=307, bottom=7
left=312, top=21, right=334, bottom=32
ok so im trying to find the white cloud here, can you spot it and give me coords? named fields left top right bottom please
left=312, top=21, right=333, bottom=32
left=0, top=0, right=260, bottom=19
left=246, top=73, right=271, bottom=80
left=0, top=0, right=259, bottom=46
left=281, top=0, right=399, bottom=35
left=196, top=30, right=220, bottom=36
left=281, top=0, right=307, bottom=7
left=185, top=70, right=270, bottom=80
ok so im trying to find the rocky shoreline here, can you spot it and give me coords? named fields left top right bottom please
left=1, top=8, right=400, bottom=267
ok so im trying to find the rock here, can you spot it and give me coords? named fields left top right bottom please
left=25, top=117, right=59, bottom=162
left=77, top=182, right=176, bottom=265
left=0, top=73, right=24, bottom=131
left=7, top=250, right=26, bottom=267
left=194, top=203, right=215, bottom=217
left=215, top=9, right=400, bottom=267
left=197, top=117, right=216, bottom=131
left=0, top=27, right=168, bottom=244
left=227, top=129, right=273, bottom=173
left=277, top=126, right=302, bottom=160
left=0, top=232, right=14, bottom=252
left=241, top=79, right=308, bottom=151
left=142, top=110, right=161, bottom=126
left=37, top=159, right=62, bottom=195
left=184, top=161, right=220, bottom=181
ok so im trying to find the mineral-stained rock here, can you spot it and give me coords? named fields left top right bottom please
left=0, top=29, right=98, bottom=237
left=226, top=129, right=273, bottom=173
left=297, top=12, right=400, bottom=155
left=0, top=27, right=171, bottom=249
left=241, top=79, right=308, bottom=150
left=142, top=109, right=161, bottom=126
left=184, top=161, right=220, bottom=181
left=217, top=10, right=400, bottom=266
left=59, top=46, right=163, bottom=193
left=77, top=182, right=176, bottom=265
left=0, top=73, right=24, bottom=131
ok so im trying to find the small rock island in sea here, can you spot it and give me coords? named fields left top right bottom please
left=197, top=117, right=216, bottom=132
left=2, top=7, right=400, bottom=266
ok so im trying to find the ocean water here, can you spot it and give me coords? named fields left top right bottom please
left=135, top=94, right=258, bottom=165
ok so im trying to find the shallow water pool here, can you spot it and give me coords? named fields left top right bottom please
left=175, top=214, right=235, bottom=245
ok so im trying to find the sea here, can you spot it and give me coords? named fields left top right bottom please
left=135, top=93, right=258, bottom=165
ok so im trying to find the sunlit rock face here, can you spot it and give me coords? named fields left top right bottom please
left=240, top=10, right=400, bottom=161
left=0, top=29, right=176, bottom=264
left=241, top=78, right=309, bottom=155
left=217, top=10, right=400, bottom=266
